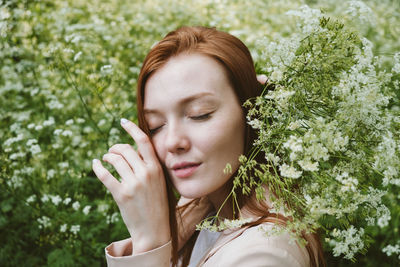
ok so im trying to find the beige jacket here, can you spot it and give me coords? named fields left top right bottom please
left=105, top=197, right=310, bottom=267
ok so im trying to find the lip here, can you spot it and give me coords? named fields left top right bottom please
left=171, top=162, right=201, bottom=178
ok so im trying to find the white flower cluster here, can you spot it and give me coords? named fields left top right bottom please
left=286, top=5, right=324, bottom=35
left=393, top=52, right=400, bottom=74
left=70, top=225, right=80, bottom=235
left=59, top=223, right=81, bottom=235
left=335, top=172, right=358, bottom=193
left=345, top=0, right=375, bottom=25
left=241, top=5, right=400, bottom=260
left=197, top=217, right=252, bottom=232
left=327, top=226, right=365, bottom=259
left=37, top=216, right=52, bottom=229
left=279, top=163, right=302, bottom=179
left=106, top=212, right=120, bottom=224
left=382, top=242, right=400, bottom=260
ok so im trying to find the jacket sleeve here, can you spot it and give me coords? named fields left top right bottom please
left=104, top=196, right=212, bottom=267
left=105, top=238, right=172, bottom=267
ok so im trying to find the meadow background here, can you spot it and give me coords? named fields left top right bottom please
left=1, top=0, right=399, bottom=266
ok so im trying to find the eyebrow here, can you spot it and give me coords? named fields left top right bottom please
left=143, top=92, right=215, bottom=114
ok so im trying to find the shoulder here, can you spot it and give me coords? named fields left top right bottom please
left=205, top=223, right=310, bottom=267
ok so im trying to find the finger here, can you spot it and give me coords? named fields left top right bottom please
left=256, top=74, right=268, bottom=85
left=92, top=159, right=120, bottom=194
left=108, top=144, right=145, bottom=174
left=102, top=153, right=136, bottom=182
left=120, top=118, right=158, bottom=165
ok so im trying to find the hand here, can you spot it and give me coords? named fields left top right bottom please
left=92, top=118, right=170, bottom=254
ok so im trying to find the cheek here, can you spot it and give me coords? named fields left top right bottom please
left=206, top=115, right=245, bottom=159
left=151, top=137, right=165, bottom=163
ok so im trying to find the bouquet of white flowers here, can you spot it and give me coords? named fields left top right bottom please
left=199, top=6, right=400, bottom=261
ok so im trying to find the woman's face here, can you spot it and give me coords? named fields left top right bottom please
left=143, top=53, right=245, bottom=199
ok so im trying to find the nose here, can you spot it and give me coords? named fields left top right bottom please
left=165, top=120, right=190, bottom=154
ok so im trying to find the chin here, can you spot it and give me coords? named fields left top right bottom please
left=175, top=185, right=211, bottom=199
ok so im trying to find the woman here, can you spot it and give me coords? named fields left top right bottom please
left=92, top=26, right=325, bottom=266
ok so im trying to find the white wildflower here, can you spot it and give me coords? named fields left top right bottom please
left=106, top=212, right=120, bottom=224
left=393, top=52, right=400, bottom=74
left=47, top=98, right=64, bottom=110
left=270, top=69, right=283, bottom=81
left=61, top=130, right=72, bottom=137
left=62, top=48, right=74, bottom=53
left=9, top=152, right=26, bottom=160
left=26, top=139, right=38, bottom=147
left=70, top=224, right=80, bottom=235
left=265, top=89, right=295, bottom=101
left=82, top=205, right=91, bottom=215
left=333, top=133, right=349, bottom=151
left=218, top=218, right=252, bottom=231
left=328, top=226, right=365, bottom=259
left=58, top=162, right=69, bottom=169
left=50, top=195, right=62, bottom=206
left=37, top=216, right=52, bottom=229
left=72, top=201, right=80, bottom=211
left=100, top=64, right=113, bottom=75
left=196, top=219, right=219, bottom=232
left=53, top=129, right=63, bottom=135
left=60, top=224, right=68, bottom=233
left=73, top=51, right=82, bottom=61
left=345, top=1, right=375, bottom=25
left=29, top=144, right=41, bottom=155
left=382, top=243, right=400, bottom=259
left=43, top=117, right=55, bottom=126
left=335, top=172, right=358, bottom=192
left=98, top=119, right=106, bottom=127
left=41, top=194, right=49, bottom=203
left=287, top=120, right=301, bottom=130
left=34, top=125, right=43, bottom=131
left=283, top=135, right=303, bottom=153
left=305, top=142, right=329, bottom=161
left=377, top=205, right=391, bottom=228
left=26, top=195, right=36, bottom=203
left=63, top=197, right=72, bottom=205
left=304, top=194, right=312, bottom=205
left=286, top=5, right=323, bottom=35
left=65, top=119, right=74, bottom=125
left=265, top=153, right=280, bottom=165
left=248, top=118, right=263, bottom=129
left=280, top=163, right=302, bottom=179
left=97, top=203, right=109, bottom=214
left=298, top=159, right=319, bottom=172
left=7, top=175, right=23, bottom=188
left=111, top=212, right=119, bottom=223
left=47, top=169, right=55, bottom=180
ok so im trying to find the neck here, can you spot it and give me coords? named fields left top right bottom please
left=207, top=184, right=235, bottom=220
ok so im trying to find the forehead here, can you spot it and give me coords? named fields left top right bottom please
left=143, top=53, right=234, bottom=110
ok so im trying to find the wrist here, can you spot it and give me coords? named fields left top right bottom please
left=130, top=230, right=171, bottom=255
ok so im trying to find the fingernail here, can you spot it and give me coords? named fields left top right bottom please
left=92, top=159, right=99, bottom=164
left=121, top=118, right=128, bottom=124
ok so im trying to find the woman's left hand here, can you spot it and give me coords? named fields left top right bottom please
left=92, top=118, right=170, bottom=254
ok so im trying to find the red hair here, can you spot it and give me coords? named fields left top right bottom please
left=136, top=26, right=325, bottom=267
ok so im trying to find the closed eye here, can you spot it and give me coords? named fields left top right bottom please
left=149, top=125, right=163, bottom=135
left=190, top=113, right=212, bottom=120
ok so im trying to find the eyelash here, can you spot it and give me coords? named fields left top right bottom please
left=149, top=125, right=163, bottom=135
left=190, top=113, right=212, bottom=120
left=149, top=113, right=212, bottom=135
